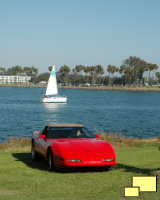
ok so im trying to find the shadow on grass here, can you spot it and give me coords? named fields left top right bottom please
left=12, top=152, right=113, bottom=173
left=114, top=163, right=160, bottom=175
left=12, top=152, right=49, bottom=171
left=12, top=153, right=159, bottom=174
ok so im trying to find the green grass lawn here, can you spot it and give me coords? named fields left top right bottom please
left=1, top=144, right=160, bottom=200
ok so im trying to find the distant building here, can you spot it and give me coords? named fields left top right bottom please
left=0, top=75, right=31, bottom=84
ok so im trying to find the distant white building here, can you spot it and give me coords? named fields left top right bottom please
left=0, top=75, right=31, bottom=84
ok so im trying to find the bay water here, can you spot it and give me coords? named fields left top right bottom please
left=0, top=87, right=160, bottom=141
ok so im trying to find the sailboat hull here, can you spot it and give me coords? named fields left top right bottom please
left=41, top=96, right=67, bottom=103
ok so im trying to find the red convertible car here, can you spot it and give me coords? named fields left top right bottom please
left=31, top=123, right=116, bottom=171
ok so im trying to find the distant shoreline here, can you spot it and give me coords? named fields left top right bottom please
left=0, top=84, right=160, bottom=92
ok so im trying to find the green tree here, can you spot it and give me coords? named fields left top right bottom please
left=124, top=66, right=132, bottom=85
left=0, top=67, right=6, bottom=75
left=147, top=64, right=159, bottom=85
left=96, top=65, right=104, bottom=86
left=84, top=66, right=90, bottom=74
left=10, top=65, right=23, bottom=75
left=152, top=64, right=158, bottom=84
left=86, top=65, right=104, bottom=86
left=48, top=66, right=53, bottom=72
left=119, top=65, right=126, bottom=85
left=75, top=65, right=85, bottom=74
left=123, top=56, right=148, bottom=85
left=31, top=66, right=38, bottom=83
left=107, top=65, right=117, bottom=86
left=31, top=67, right=38, bottom=75
left=59, top=65, right=71, bottom=84
left=37, top=73, right=50, bottom=82
left=83, top=66, right=91, bottom=84
left=23, top=67, right=31, bottom=76
left=110, top=66, right=118, bottom=86
left=156, top=72, right=160, bottom=83
left=89, top=66, right=97, bottom=86
left=96, top=65, right=104, bottom=76
left=107, top=64, right=112, bottom=86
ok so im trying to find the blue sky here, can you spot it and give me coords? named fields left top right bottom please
left=0, top=0, right=160, bottom=73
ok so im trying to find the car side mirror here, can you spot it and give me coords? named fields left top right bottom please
left=40, top=134, right=46, bottom=139
left=95, top=134, right=100, bottom=139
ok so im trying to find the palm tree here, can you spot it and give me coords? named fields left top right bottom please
left=152, top=64, right=158, bottom=82
left=75, top=65, right=85, bottom=74
left=30, top=67, right=38, bottom=83
left=124, top=66, right=132, bottom=85
left=119, top=65, right=126, bottom=85
left=10, top=65, right=23, bottom=75
left=89, top=66, right=97, bottom=86
left=156, top=72, right=160, bottom=83
left=32, top=67, right=38, bottom=75
left=83, top=66, right=90, bottom=84
left=95, top=65, right=104, bottom=86
left=84, top=66, right=90, bottom=75
left=147, top=64, right=158, bottom=85
left=145, top=64, right=150, bottom=85
left=111, top=66, right=118, bottom=86
left=96, top=65, right=104, bottom=76
left=107, top=65, right=117, bottom=86
left=59, top=65, right=71, bottom=84
left=107, top=65, right=112, bottom=86
left=23, top=67, right=31, bottom=76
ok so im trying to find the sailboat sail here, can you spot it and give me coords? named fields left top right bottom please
left=45, top=66, right=58, bottom=95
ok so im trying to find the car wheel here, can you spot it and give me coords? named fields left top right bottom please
left=48, top=150, right=54, bottom=171
left=31, top=142, right=38, bottom=161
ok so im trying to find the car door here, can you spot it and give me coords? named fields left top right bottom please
left=36, top=126, right=48, bottom=156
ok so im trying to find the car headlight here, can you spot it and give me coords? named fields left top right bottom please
left=102, top=158, right=114, bottom=162
left=67, top=159, right=81, bottom=162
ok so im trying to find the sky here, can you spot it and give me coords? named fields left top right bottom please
left=0, top=0, right=160, bottom=73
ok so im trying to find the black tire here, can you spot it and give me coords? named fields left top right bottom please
left=48, top=150, right=54, bottom=171
left=105, top=166, right=113, bottom=171
left=31, top=142, right=39, bottom=161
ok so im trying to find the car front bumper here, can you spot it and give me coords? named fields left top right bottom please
left=55, top=158, right=115, bottom=168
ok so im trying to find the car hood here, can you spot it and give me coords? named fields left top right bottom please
left=50, top=138, right=115, bottom=159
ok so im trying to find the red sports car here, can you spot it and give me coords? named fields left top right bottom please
left=31, top=123, right=116, bottom=171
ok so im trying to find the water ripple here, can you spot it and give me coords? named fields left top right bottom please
left=0, top=87, right=160, bottom=140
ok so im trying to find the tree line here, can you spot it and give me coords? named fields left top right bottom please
left=0, top=56, right=159, bottom=86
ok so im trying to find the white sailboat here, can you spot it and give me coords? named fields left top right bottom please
left=41, top=66, right=67, bottom=103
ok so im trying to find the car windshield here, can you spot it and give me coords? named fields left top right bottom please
left=45, top=127, right=96, bottom=139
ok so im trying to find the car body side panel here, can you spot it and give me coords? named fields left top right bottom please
left=32, top=131, right=52, bottom=158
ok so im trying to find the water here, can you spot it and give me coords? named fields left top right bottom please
left=0, top=87, right=160, bottom=141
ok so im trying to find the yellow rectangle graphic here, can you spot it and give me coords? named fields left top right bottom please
left=133, top=176, right=157, bottom=192
left=125, top=187, right=139, bottom=197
